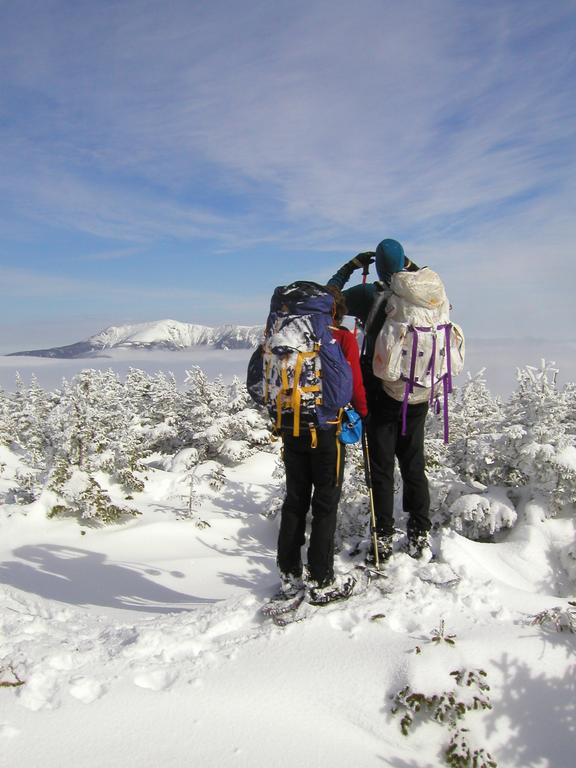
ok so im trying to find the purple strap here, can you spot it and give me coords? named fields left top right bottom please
left=408, top=327, right=419, bottom=394
left=402, top=324, right=453, bottom=440
left=443, top=374, right=449, bottom=443
left=400, top=327, right=420, bottom=436
left=428, top=332, right=437, bottom=405
left=444, top=324, right=453, bottom=394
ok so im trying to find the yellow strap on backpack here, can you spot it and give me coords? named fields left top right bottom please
left=309, top=424, right=318, bottom=448
left=291, top=352, right=304, bottom=436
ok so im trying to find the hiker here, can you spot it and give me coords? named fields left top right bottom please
left=328, top=239, right=435, bottom=563
left=247, top=282, right=367, bottom=605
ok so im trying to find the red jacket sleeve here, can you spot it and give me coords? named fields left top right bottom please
left=332, top=327, right=368, bottom=417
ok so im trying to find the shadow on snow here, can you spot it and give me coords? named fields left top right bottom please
left=486, top=650, right=575, bottom=767
left=0, top=544, right=219, bottom=613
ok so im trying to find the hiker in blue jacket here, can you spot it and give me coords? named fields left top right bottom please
left=328, top=239, right=432, bottom=563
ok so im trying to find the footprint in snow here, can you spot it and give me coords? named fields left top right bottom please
left=68, top=676, right=106, bottom=704
left=18, top=671, right=59, bottom=711
left=133, top=668, right=179, bottom=691
left=0, top=723, right=21, bottom=739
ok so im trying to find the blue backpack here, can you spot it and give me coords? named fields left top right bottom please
left=247, top=282, right=353, bottom=438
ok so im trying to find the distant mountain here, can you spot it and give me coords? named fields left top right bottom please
left=7, top=319, right=264, bottom=359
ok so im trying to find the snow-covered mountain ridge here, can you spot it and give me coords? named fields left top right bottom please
left=7, top=319, right=264, bottom=358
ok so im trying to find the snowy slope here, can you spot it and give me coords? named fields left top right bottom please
left=7, top=320, right=263, bottom=358
left=1, top=449, right=575, bottom=768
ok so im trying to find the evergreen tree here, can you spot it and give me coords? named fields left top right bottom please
left=145, top=371, right=181, bottom=453
left=441, top=362, right=576, bottom=522
left=498, top=361, right=574, bottom=511
left=0, top=385, right=13, bottom=446
left=46, top=369, right=143, bottom=522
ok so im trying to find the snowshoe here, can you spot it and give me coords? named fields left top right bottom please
left=261, top=573, right=306, bottom=617
left=308, top=573, right=356, bottom=606
left=261, top=587, right=306, bottom=618
left=270, top=601, right=317, bottom=627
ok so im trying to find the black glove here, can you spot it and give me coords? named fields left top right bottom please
left=404, top=257, right=420, bottom=272
left=349, top=251, right=375, bottom=270
left=333, top=251, right=376, bottom=284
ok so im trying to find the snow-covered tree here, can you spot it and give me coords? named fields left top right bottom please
left=2, top=374, right=56, bottom=466
left=433, top=362, right=576, bottom=536
left=181, top=367, right=271, bottom=464
left=149, top=371, right=181, bottom=451
left=46, top=370, right=143, bottom=523
left=3, top=358, right=569, bottom=537
left=426, top=370, right=503, bottom=483
left=495, top=361, right=575, bottom=512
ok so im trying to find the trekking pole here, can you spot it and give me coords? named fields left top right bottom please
left=354, top=262, right=370, bottom=339
left=361, top=425, right=380, bottom=570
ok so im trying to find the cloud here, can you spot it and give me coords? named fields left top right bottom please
left=0, top=155, right=248, bottom=243
left=77, top=246, right=144, bottom=262
left=0, top=265, right=270, bottom=329
left=2, top=1, right=574, bottom=239
left=0, top=264, right=255, bottom=303
left=134, top=1, right=574, bottom=237
left=0, top=0, right=575, bottom=341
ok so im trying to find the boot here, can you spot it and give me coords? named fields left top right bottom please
left=279, top=571, right=305, bottom=599
left=365, top=534, right=394, bottom=566
left=406, top=530, right=432, bottom=561
left=308, top=573, right=356, bottom=605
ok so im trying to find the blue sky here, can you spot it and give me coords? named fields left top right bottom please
left=1, top=0, right=575, bottom=351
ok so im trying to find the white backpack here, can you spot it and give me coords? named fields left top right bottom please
left=372, top=268, right=465, bottom=441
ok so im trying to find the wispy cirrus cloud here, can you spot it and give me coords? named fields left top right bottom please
left=0, top=263, right=272, bottom=344
left=77, top=246, right=143, bottom=263
left=0, top=0, right=575, bottom=343
left=2, top=1, right=574, bottom=237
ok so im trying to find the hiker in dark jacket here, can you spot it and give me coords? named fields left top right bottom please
left=328, top=239, right=432, bottom=563
left=276, top=286, right=368, bottom=604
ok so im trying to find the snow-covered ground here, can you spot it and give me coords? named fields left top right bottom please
left=1, top=447, right=574, bottom=768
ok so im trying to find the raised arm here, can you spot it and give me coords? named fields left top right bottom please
left=327, top=251, right=375, bottom=291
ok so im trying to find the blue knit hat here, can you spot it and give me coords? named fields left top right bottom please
left=375, top=239, right=405, bottom=284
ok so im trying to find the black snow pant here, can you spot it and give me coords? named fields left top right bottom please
left=366, top=388, right=431, bottom=538
left=277, top=426, right=345, bottom=586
